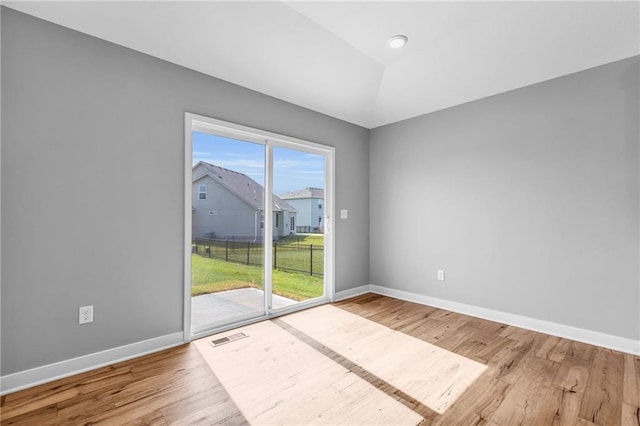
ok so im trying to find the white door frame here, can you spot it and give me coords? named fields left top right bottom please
left=183, top=112, right=335, bottom=342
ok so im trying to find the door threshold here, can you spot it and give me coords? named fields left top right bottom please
left=190, top=297, right=330, bottom=341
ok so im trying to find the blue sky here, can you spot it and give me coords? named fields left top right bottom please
left=192, top=131, right=324, bottom=194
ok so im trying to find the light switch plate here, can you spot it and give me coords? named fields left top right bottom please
left=340, top=209, right=348, bottom=219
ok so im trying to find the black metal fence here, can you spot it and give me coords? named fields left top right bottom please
left=192, top=237, right=324, bottom=277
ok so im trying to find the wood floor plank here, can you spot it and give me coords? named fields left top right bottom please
left=0, top=403, right=58, bottom=426
left=1, top=344, right=245, bottom=426
left=434, top=324, right=479, bottom=352
left=0, top=388, right=78, bottom=420
left=54, top=391, right=118, bottom=425
left=464, top=335, right=514, bottom=365
left=531, top=385, right=582, bottom=426
left=120, top=409, right=167, bottom=426
left=160, top=384, right=235, bottom=424
left=623, top=353, right=640, bottom=406
left=621, top=403, right=640, bottom=426
left=576, top=418, right=599, bottom=426
left=488, top=355, right=560, bottom=425
left=567, top=340, right=597, bottom=362
left=485, top=337, right=536, bottom=384
left=578, top=348, right=625, bottom=425
left=553, top=353, right=591, bottom=394
left=536, top=335, right=571, bottom=363
left=433, top=374, right=510, bottom=425
left=168, top=404, right=248, bottom=426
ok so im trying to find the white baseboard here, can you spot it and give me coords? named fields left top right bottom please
left=334, top=285, right=371, bottom=301
left=368, top=285, right=640, bottom=356
left=0, top=332, right=184, bottom=396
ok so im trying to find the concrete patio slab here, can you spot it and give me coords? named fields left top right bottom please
left=191, top=288, right=297, bottom=332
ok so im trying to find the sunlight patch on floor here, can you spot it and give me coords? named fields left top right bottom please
left=194, top=320, right=422, bottom=425
left=281, top=305, right=488, bottom=414
left=194, top=304, right=487, bottom=424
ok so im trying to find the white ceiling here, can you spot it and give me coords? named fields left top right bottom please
left=5, top=1, right=639, bottom=129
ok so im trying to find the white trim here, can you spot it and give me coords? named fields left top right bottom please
left=197, top=184, right=207, bottom=200
left=369, top=285, right=640, bottom=356
left=269, top=297, right=330, bottom=317
left=0, top=332, right=184, bottom=396
left=325, top=148, right=336, bottom=302
left=184, top=113, right=194, bottom=342
left=191, top=311, right=267, bottom=337
left=334, top=285, right=371, bottom=301
left=191, top=298, right=331, bottom=341
left=190, top=114, right=333, bottom=154
left=264, top=141, right=273, bottom=312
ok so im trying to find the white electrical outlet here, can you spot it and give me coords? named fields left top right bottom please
left=79, top=305, right=93, bottom=325
left=437, top=270, right=445, bottom=281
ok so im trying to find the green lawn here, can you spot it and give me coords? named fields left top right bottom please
left=277, top=234, right=324, bottom=247
left=191, top=254, right=323, bottom=301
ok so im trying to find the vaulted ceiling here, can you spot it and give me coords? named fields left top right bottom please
left=5, top=1, right=639, bottom=129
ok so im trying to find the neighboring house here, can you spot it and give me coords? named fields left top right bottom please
left=279, top=187, right=324, bottom=233
left=192, top=162, right=296, bottom=240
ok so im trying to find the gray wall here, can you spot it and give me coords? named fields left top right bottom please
left=370, top=56, right=639, bottom=340
left=1, top=8, right=369, bottom=375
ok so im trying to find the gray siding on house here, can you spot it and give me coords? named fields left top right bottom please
left=1, top=7, right=370, bottom=377
left=280, top=188, right=324, bottom=231
left=370, top=56, right=640, bottom=341
left=192, top=175, right=260, bottom=239
left=284, top=198, right=324, bottom=230
left=274, top=210, right=295, bottom=237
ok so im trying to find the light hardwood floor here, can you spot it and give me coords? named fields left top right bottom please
left=1, top=294, right=639, bottom=425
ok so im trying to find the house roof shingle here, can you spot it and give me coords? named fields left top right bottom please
left=193, top=162, right=296, bottom=212
left=279, top=187, right=324, bottom=200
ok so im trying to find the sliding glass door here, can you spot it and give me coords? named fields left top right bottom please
left=184, top=114, right=334, bottom=339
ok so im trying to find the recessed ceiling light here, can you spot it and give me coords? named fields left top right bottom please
left=388, top=35, right=408, bottom=49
